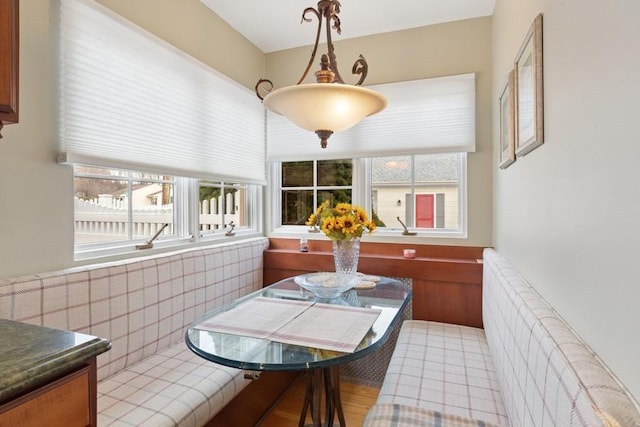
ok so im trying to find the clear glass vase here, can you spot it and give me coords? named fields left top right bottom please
left=332, top=238, right=360, bottom=283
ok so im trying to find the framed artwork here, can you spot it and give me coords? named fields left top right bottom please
left=499, top=70, right=515, bottom=169
left=514, top=13, right=543, bottom=157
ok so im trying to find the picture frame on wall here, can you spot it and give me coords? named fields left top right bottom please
left=499, top=70, right=515, bottom=169
left=514, top=13, right=543, bottom=157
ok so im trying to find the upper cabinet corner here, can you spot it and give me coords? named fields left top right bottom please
left=0, top=0, right=19, bottom=138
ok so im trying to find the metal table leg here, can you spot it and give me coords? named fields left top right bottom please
left=298, top=366, right=346, bottom=427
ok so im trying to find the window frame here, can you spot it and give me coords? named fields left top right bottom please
left=73, top=165, right=263, bottom=261
left=270, top=153, right=468, bottom=239
left=279, top=160, right=355, bottom=227
left=197, top=180, right=254, bottom=238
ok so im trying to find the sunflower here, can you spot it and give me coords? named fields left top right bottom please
left=354, top=206, right=368, bottom=224
left=308, top=202, right=375, bottom=241
left=321, top=216, right=337, bottom=234
left=305, top=213, right=318, bottom=227
left=334, top=203, right=351, bottom=215
left=338, top=214, right=358, bottom=236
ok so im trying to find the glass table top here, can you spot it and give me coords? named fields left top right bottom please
left=185, top=275, right=411, bottom=371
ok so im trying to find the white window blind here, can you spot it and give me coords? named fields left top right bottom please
left=267, top=73, right=476, bottom=162
left=58, top=0, right=266, bottom=185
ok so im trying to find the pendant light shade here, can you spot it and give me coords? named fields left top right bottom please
left=263, top=83, right=387, bottom=147
left=256, top=0, right=387, bottom=149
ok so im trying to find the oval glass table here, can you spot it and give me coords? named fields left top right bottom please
left=185, top=275, right=411, bottom=427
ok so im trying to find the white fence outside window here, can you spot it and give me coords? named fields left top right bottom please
left=75, top=192, right=239, bottom=242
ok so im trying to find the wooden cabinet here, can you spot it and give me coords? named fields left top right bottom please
left=0, top=320, right=110, bottom=427
left=0, top=0, right=19, bottom=137
left=0, top=365, right=93, bottom=427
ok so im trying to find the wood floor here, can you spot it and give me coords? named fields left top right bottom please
left=259, top=376, right=380, bottom=427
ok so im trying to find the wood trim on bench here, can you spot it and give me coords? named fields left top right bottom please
left=206, top=371, right=300, bottom=427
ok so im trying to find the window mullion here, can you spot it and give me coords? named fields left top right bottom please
left=127, top=175, right=133, bottom=240
left=313, top=160, right=318, bottom=209
left=177, top=177, right=196, bottom=241
left=351, top=158, right=368, bottom=210
left=219, top=182, right=226, bottom=229
left=410, top=155, right=417, bottom=228
left=270, top=162, right=283, bottom=231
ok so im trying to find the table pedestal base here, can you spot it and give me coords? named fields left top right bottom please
left=299, top=366, right=346, bottom=427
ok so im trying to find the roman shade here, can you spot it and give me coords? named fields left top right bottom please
left=58, top=0, right=266, bottom=184
left=267, top=73, right=476, bottom=161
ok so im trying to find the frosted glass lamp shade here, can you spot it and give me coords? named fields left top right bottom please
left=263, top=83, right=387, bottom=135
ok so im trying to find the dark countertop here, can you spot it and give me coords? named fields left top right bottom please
left=0, top=319, right=111, bottom=404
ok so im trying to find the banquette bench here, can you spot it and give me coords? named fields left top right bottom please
left=364, top=248, right=640, bottom=427
left=0, top=237, right=269, bottom=426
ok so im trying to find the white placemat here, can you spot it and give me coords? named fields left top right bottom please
left=271, top=303, right=381, bottom=353
left=197, top=297, right=312, bottom=338
left=197, top=297, right=382, bottom=353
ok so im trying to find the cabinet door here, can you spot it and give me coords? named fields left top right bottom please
left=0, top=0, right=19, bottom=134
left=0, top=367, right=91, bottom=427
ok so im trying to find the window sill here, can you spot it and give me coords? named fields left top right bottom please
left=269, top=226, right=467, bottom=242
left=74, top=230, right=263, bottom=264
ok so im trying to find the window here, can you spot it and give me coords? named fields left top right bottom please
left=74, top=165, right=260, bottom=259
left=280, top=160, right=352, bottom=225
left=61, top=0, right=265, bottom=260
left=276, top=153, right=466, bottom=236
left=199, top=181, right=248, bottom=235
left=59, top=0, right=265, bottom=185
left=74, top=166, right=176, bottom=246
left=269, top=74, right=474, bottom=237
left=371, top=153, right=464, bottom=232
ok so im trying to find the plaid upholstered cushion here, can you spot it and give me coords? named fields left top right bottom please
left=374, top=320, right=510, bottom=426
left=367, top=249, right=640, bottom=427
left=483, top=248, right=640, bottom=427
left=0, top=238, right=270, bottom=426
left=364, top=403, right=500, bottom=427
left=97, top=339, right=248, bottom=426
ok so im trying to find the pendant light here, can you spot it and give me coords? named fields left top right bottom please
left=255, top=0, right=387, bottom=148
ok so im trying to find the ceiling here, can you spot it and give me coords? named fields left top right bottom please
left=201, top=0, right=496, bottom=53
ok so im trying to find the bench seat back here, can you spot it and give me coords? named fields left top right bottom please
left=0, top=237, right=269, bottom=381
left=483, top=248, right=640, bottom=426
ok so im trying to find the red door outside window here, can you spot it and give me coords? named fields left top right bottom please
left=415, top=194, right=434, bottom=228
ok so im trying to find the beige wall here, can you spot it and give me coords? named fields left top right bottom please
left=0, top=1, right=69, bottom=279
left=4, top=0, right=636, bottom=404
left=0, top=4, right=492, bottom=279
left=492, top=0, right=640, bottom=400
left=0, top=0, right=264, bottom=278
left=266, top=18, right=493, bottom=247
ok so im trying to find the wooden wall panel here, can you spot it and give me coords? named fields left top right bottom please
left=268, top=238, right=484, bottom=260
left=265, top=238, right=486, bottom=328
left=412, top=279, right=483, bottom=328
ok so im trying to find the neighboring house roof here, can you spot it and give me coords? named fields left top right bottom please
left=372, top=153, right=459, bottom=183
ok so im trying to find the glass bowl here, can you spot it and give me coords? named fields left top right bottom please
left=294, top=272, right=359, bottom=299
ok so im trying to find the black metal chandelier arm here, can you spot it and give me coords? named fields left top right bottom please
left=296, top=7, right=323, bottom=85
left=255, top=78, right=273, bottom=101
left=352, top=55, right=368, bottom=86
left=330, top=11, right=342, bottom=35
left=331, top=0, right=342, bottom=22
left=301, top=6, right=320, bottom=24
left=325, top=11, right=345, bottom=84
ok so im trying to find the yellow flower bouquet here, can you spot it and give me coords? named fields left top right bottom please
left=306, top=201, right=376, bottom=241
